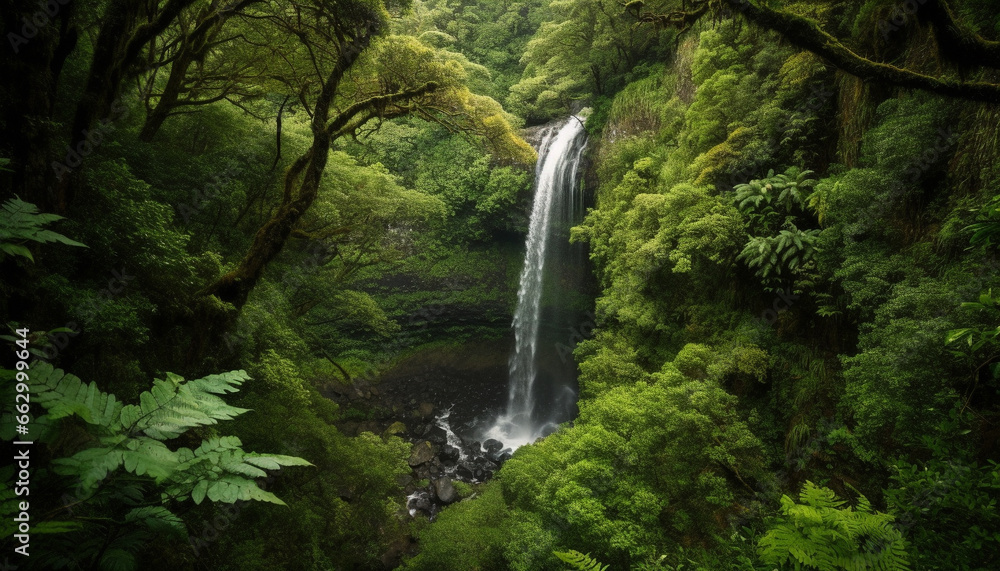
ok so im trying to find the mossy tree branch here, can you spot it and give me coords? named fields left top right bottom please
left=631, top=0, right=1000, bottom=103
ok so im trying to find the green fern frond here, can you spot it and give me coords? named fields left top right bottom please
left=554, top=550, right=609, bottom=571
left=0, top=197, right=86, bottom=262
left=166, top=436, right=313, bottom=505
left=26, top=364, right=310, bottom=508
left=760, top=482, right=910, bottom=571
left=31, top=362, right=122, bottom=426
left=124, top=506, right=186, bottom=538
left=117, top=370, right=250, bottom=439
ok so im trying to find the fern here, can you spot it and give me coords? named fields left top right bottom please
left=31, top=363, right=250, bottom=438
left=28, top=363, right=312, bottom=499
left=734, top=168, right=817, bottom=229
left=738, top=223, right=821, bottom=280
left=31, top=363, right=122, bottom=426
left=966, top=193, right=1000, bottom=248
left=554, top=550, right=610, bottom=571
left=117, top=370, right=250, bottom=439
left=759, top=481, right=910, bottom=571
left=124, top=506, right=186, bottom=538
left=9, top=360, right=312, bottom=569
left=165, top=435, right=311, bottom=505
left=0, top=196, right=86, bottom=262
left=946, top=289, right=1000, bottom=354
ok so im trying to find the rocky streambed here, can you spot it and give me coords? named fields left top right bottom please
left=317, top=338, right=520, bottom=519
left=399, top=410, right=514, bottom=519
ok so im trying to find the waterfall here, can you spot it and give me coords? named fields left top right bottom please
left=483, top=116, right=588, bottom=449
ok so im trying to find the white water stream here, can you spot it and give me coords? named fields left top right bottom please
left=483, top=116, right=588, bottom=449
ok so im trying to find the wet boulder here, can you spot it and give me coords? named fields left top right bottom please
left=408, top=440, right=436, bottom=467
left=432, top=477, right=459, bottom=504
left=462, top=441, right=483, bottom=459
left=422, top=424, right=449, bottom=446
left=483, top=439, right=504, bottom=455
left=440, top=444, right=461, bottom=465
left=417, top=402, right=435, bottom=419
left=407, top=491, right=432, bottom=514
left=472, top=457, right=498, bottom=481
left=455, top=462, right=475, bottom=481
left=487, top=446, right=512, bottom=463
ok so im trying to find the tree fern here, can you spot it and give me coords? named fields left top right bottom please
left=759, top=481, right=910, bottom=571
left=165, top=435, right=311, bottom=505
left=28, top=363, right=311, bottom=499
left=737, top=224, right=821, bottom=280
left=0, top=196, right=86, bottom=262
left=6, top=361, right=312, bottom=568
left=554, top=550, right=610, bottom=571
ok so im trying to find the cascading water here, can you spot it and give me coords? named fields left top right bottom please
left=483, top=116, right=588, bottom=449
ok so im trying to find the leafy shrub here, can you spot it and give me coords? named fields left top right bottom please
left=0, top=363, right=309, bottom=570
left=759, top=481, right=910, bottom=571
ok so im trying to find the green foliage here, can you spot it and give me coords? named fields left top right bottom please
left=510, top=0, right=669, bottom=121
left=734, top=169, right=818, bottom=228
left=885, top=451, right=1000, bottom=570
left=452, top=480, right=474, bottom=498
left=5, top=362, right=310, bottom=570
left=6, top=0, right=1000, bottom=569
left=402, top=484, right=511, bottom=571
left=0, top=197, right=85, bottom=262
left=738, top=224, right=822, bottom=280
left=841, top=277, right=970, bottom=455
left=495, top=361, right=765, bottom=567
left=759, top=482, right=910, bottom=571
left=965, top=192, right=1000, bottom=248
left=734, top=168, right=822, bottom=286
left=946, top=289, right=1000, bottom=358
left=248, top=349, right=312, bottom=407
left=554, top=550, right=609, bottom=571
left=30, top=362, right=310, bottom=502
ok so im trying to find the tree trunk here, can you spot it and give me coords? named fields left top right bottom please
left=0, top=0, right=75, bottom=210
left=202, top=26, right=376, bottom=310
left=59, top=0, right=197, bottom=209
left=139, top=50, right=195, bottom=141
left=719, top=0, right=1000, bottom=102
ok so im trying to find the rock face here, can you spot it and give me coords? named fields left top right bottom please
left=408, top=441, right=436, bottom=467
left=382, top=421, right=408, bottom=439
left=423, top=424, right=449, bottom=446
left=486, top=446, right=512, bottom=463
left=432, top=477, right=458, bottom=504
left=417, top=402, right=435, bottom=419
left=440, top=444, right=461, bottom=465
left=483, top=439, right=503, bottom=455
